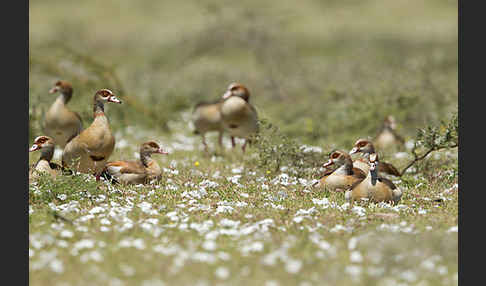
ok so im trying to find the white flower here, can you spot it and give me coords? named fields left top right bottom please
left=74, top=239, right=95, bottom=250
left=89, top=206, right=105, bottom=214
left=219, top=219, right=240, bottom=228
left=57, top=194, right=67, bottom=201
left=448, top=226, right=458, bottom=233
left=350, top=251, right=363, bottom=263
left=293, top=216, right=304, bottom=223
left=215, top=267, right=229, bottom=279
left=100, top=218, right=111, bottom=225
left=60, top=230, right=74, bottom=238
left=202, top=240, right=217, bottom=251
left=348, top=237, right=358, bottom=250
left=49, top=259, right=64, bottom=273
left=345, top=265, right=362, bottom=276
left=312, top=198, right=330, bottom=208
left=285, top=259, right=302, bottom=274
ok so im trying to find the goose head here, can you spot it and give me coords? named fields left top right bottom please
left=323, top=150, right=353, bottom=168
left=222, top=83, right=250, bottom=102
left=49, top=80, right=73, bottom=96
left=29, top=136, right=55, bottom=153
left=349, top=138, right=375, bottom=155
left=140, top=141, right=169, bottom=156
left=94, top=89, right=122, bottom=104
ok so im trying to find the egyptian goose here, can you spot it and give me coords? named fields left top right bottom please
left=103, top=141, right=168, bottom=185
left=62, top=89, right=122, bottom=180
left=29, top=136, right=62, bottom=181
left=345, top=153, right=402, bottom=204
left=373, top=115, right=405, bottom=150
left=219, top=83, right=259, bottom=152
left=192, top=99, right=225, bottom=152
left=314, top=150, right=366, bottom=190
left=43, top=80, right=83, bottom=148
left=349, top=138, right=401, bottom=177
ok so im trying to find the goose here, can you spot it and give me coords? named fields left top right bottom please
left=373, top=115, right=405, bottom=150
left=192, top=99, right=225, bottom=152
left=345, top=153, right=402, bottom=204
left=314, top=150, right=366, bottom=190
left=103, top=141, right=168, bottom=185
left=44, top=80, right=83, bottom=148
left=219, top=83, right=259, bottom=152
left=29, top=136, right=62, bottom=181
left=62, top=89, right=122, bottom=181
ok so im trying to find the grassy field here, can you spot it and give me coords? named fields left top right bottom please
left=29, top=0, right=458, bottom=285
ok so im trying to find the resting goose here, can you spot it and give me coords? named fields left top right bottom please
left=219, top=83, right=259, bottom=152
left=29, top=136, right=62, bottom=181
left=62, top=89, right=122, bottom=180
left=103, top=141, right=168, bottom=185
left=44, top=80, right=83, bottom=148
left=345, top=153, right=402, bottom=204
left=314, top=150, right=366, bottom=190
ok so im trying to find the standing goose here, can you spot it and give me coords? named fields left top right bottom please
left=192, top=99, right=225, bottom=152
left=103, top=141, right=168, bottom=185
left=349, top=138, right=401, bottom=177
left=219, top=83, right=259, bottom=152
left=314, top=150, right=366, bottom=190
left=373, top=115, right=405, bottom=150
left=44, top=80, right=83, bottom=148
left=345, top=153, right=402, bottom=204
left=62, top=89, right=122, bottom=180
left=29, top=136, right=62, bottom=181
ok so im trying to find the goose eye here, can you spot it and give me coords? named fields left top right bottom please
left=149, top=142, right=159, bottom=148
left=358, top=142, right=367, bottom=147
left=331, top=152, right=340, bottom=159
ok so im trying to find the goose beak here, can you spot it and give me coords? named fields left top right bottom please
left=322, top=160, right=333, bottom=168
left=49, top=87, right=59, bottom=94
left=222, top=90, right=232, bottom=99
left=108, top=95, right=122, bottom=104
left=29, top=144, right=40, bottom=152
left=349, top=147, right=359, bottom=155
left=369, top=163, right=377, bottom=171
left=157, top=148, right=169, bottom=155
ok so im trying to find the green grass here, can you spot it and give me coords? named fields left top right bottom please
left=29, top=0, right=457, bottom=285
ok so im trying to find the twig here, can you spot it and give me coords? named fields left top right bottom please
left=400, top=143, right=458, bottom=176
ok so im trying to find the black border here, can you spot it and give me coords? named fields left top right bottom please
left=3, top=0, right=28, bottom=285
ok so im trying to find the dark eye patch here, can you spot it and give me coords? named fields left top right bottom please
left=331, top=152, right=340, bottom=159
left=358, top=141, right=367, bottom=147
left=148, top=142, right=159, bottom=148
left=37, top=137, right=48, bottom=144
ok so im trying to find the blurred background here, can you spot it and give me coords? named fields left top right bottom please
left=29, top=0, right=457, bottom=148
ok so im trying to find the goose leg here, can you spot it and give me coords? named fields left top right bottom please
left=218, top=131, right=223, bottom=149
left=202, top=134, right=208, bottom=152
left=242, top=140, right=248, bottom=152
left=231, top=136, right=236, bottom=148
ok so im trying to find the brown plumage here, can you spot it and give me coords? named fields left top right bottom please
left=219, top=83, right=259, bottom=152
left=373, top=115, right=405, bottom=150
left=192, top=99, right=225, bottom=152
left=349, top=138, right=401, bottom=177
left=103, top=141, right=168, bottom=185
left=346, top=153, right=403, bottom=204
left=29, top=136, right=62, bottom=181
left=62, top=89, right=122, bottom=180
left=314, top=150, right=366, bottom=190
left=44, top=80, right=83, bottom=148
